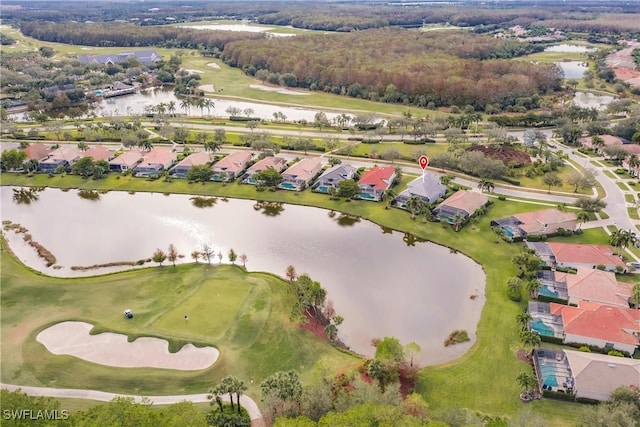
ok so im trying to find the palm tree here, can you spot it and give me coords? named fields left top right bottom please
left=207, top=385, right=224, bottom=412
left=526, top=279, right=541, bottom=299
left=180, top=97, right=191, bottom=115
left=520, top=330, right=541, bottom=357
left=205, top=99, right=215, bottom=117
left=191, top=251, right=200, bottom=264
left=516, top=312, right=532, bottom=331
left=204, top=140, right=221, bottom=153
left=627, top=154, right=640, bottom=177
left=576, top=211, right=590, bottom=230
left=232, top=377, right=247, bottom=413
left=517, top=372, right=538, bottom=395
left=478, top=179, right=495, bottom=193
left=439, top=174, right=455, bottom=187
left=405, top=196, right=424, bottom=220
left=633, top=282, right=640, bottom=309
left=167, top=100, right=176, bottom=117
left=381, top=189, right=397, bottom=209
left=194, top=97, right=206, bottom=117
left=452, top=212, right=465, bottom=231
left=610, top=229, right=635, bottom=256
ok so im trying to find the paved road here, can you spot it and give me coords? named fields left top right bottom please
left=0, top=383, right=262, bottom=421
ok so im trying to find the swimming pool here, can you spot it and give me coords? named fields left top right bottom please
left=539, top=285, right=559, bottom=298
left=531, top=319, right=554, bottom=337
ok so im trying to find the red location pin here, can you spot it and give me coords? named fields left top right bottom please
left=418, top=155, right=429, bottom=170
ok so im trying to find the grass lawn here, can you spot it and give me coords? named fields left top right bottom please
left=0, top=249, right=358, bottom=397
left=547, top=228, right=611, bottom=245
left=1, top=173, right=591, bottom=424
left=350, top=141, right=450, bottom=160
left=617, top=181, right=631, bottom=191
left=628, top=207, right=640, bottom=220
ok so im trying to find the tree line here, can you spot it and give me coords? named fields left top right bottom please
left=222, top=28, right=561, bottom=111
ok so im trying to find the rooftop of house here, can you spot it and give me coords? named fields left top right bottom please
left=580, top=134, right=630, bottom=147
left=358, top=165, right=396, bottom=190
left=246, top=156, right=288, bottom=174
left=547, top=242, right=627, bottom=268
left=83, top=146, right=114, bottom=162
left=561, top=268, right=633, bottom=307
left=24, top=143, right=52, bottom=161
left=282, top=157, right=323, bottom=180
left=317, top=164, right=356, bottom=180
left=213, top=151, right=252, bottom=172
left=110, top=150, right=145, bottom=165
left=436, top=190, right=489, bottom=215
left=512, top=208, right=577, bottom=234
left=139, top=147, right=176, bottom=166
left=41, top=145, right=82, bottom=162
left=404, top=174, right=446, bottom=199
left=550, top=301, right=640, bottom=346
left=563, top=349, right=640, bottom=401
left=174, top=152, right=211, bottom=168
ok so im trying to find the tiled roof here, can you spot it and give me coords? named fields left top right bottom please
left=513, top=209, right=577, bottom=235
left=565, top=268, right=632, bottom=307
left=43, top=145, right=82, bottom=162
left=282, top=157, right=322, bottom=181
left=213, top=151, right=252, bottom=173
left=245, top=156, right=287, bottom=174
left=317, top=164, right=356, bottom=181
left=405, top=174, right=446, bottom=200
left=437, top=190, right=489, bottom=215
left=580, top=134, right=630, bottom=146
left=551, top=301, right=640, bottom=346
left=24, top=143, right=52, bottom=161
left=548, top=242, right=626, bottom=268
left=83, top=145, right=114, bottom=162
left=174, top=152, right=211, bottom=167
left=563, top=349, right=640, bottom=401
left=110, top=150, right=144, bottom=166
left=358, top=165, right=396, bottom=190
left=140, top=147, right=176, bottom=165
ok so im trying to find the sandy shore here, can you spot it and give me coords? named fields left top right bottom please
left=37, top=321, right=219, bottom=370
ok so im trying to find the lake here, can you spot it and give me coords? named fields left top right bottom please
left=0, top=187, right=485, bottom=364
left=572, top=91, right=614, bottom=110
left=545, top=44, right=597, bottom=53
left=556, top=61, right=588, bottom=79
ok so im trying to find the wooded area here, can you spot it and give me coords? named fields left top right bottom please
left=222, top=28, right=561, bottom=111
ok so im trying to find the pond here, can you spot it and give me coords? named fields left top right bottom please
left=0, top=187, right=485, bottom=364
left=544, top=44, right=597, bottom=53
left=556, top=61, right=588, bottom=79
left=572, top=91, right=614, bottom=110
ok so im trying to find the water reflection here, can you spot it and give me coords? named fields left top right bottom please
left=191, top=196, right=218, bottom=208
left=380, top=226, right=393, bottom=234
left=253, top=200, right=285, bottom=216
left=335, top=213, right=361, bottom=227
left=77, top=189, right=101, bottom=201
left=403, top=233, right=426, bottom=247
left=12, top=187, right=43, bottom=205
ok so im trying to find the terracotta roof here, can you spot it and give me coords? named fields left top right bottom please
left=513, top=209, right=577, bottom=235
left=83, top=145, right=114, bottom=162
left=139, top=147, right=176, bottom=166
left=282, top=157, right=322, bottom=181
left=547, top=242, right=626, bottom=268
left=358, top=165, right=396, bottom=191
left=110, top=150, right=144, bottom=166
left=213, top=151, right=252, bottom=173
left=174, top=152, right=211, bottom=167
left=43, top=145, right=82, bottom=162
left=437, top=190, right=489, bottom=215
left=565, top=268, right=632, bottom=307
left=245, top=156, right=287, bottom=174
left=580, top=134, right=629, bottom=147
left=551, top=301, right=640, bottom=346
left=24, top=143, right=51, bottom=161
left=563, top=350, right=640, bottom=401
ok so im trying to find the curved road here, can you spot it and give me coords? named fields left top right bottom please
left=0, top=383, right=262, bottom=421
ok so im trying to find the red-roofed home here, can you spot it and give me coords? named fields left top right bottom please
left=38, top=146, right=82, bottom=173
left=433, top=190, right=489, bottom=226
left=579, top=135, right=629, bottom=153
left=357, top=165, right=396, bottom=201
left=279, top=157, right=323, bottom=191
left=24, top=143, right=52, bottom=162
left=550, top=301, right=640, bottom=355
left=547, top=242, right=627, bottom=272
left=242, top=156, right=287, bottom=185
left=133, top=147, right=177, bottom=177
left=562, top=268, right=633, bottom=308
left=83, top=146, right=114, bottom=162
left=170, top=152, right=211, bottom=178
left=212, top=151, right=252, bottom=182
left=109, top=150, right=144, bottom=172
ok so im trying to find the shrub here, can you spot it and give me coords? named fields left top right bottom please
left=507, top=285, right=522, bottom=302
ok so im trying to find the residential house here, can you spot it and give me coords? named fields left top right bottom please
left=24, top=143, right=52, bottom=162
left=242, top=156, right=287, bottom=185
left=527, top=242, right=627, bottom=272
left=562, top=268, right=633, bottom=308
left=393, top=173, right=446, bottom=208
left=579, top=134, right=630, bottom=153
left=357, top=165, right=396, bottom=201
left=83, top=146, right=114, bottom=162
left=533, top=348, right=640, bottom=400
left=562, top=350, right=640, bottom=401
left=38, top=146, right=82, bottom=173
left=433, top=190, right=489, bottom=223
left=133, top=147, right=177, bottom=177
left=312, top=164, right=356, bottom=193
left=211, top=151, right=252, bottom=182
left=170, top=152, right=211, bottom=178
left=109, top=150, right=144, bottom=172
left=77, top=50, right=162, bottom=66
left=491, top=209, right=577, bottom=239
left=279, top=157, right=323, bottom=191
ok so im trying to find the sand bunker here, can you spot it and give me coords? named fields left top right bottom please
left=37, top=321, right=219, bottom=370
left=207, top=63, right=221, bottom=69
left=250, top=84, right=310, bottom=96
left=198, top=84, right=216, bottom=93
left=182, top=68, right=204, bottom=74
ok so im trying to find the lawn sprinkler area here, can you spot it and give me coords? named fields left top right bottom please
left=37, top=321, right=219, bottom=370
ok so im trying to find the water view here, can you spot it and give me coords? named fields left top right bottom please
left=572, top=91, right=614, bottom=110
left=556, top=61, right=588, bottom=79
left=0, top=187, right=485, bottom=364
left=544, top=44, right=597, bottom=53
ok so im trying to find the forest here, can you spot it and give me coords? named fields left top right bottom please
left=222, top=28, right=562, bottom=111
